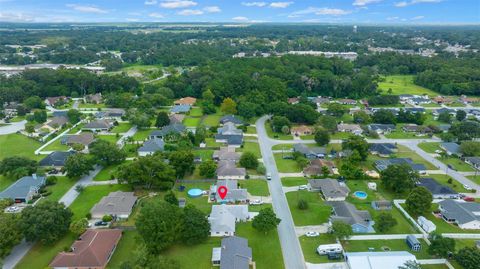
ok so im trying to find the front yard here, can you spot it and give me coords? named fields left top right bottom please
left=282, top=177, right=308, bottom=187
left=286, top=191, right=332, bottom=226
left=239, top=179, right=269, bottom=196
left=274, top=153, right=302, bottom=173
left=111, top=122, right=133, bottom=133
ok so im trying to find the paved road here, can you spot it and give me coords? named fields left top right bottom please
left=0, top=120, right=26, bottom=135
left=117, top=126, right=137, bottom=148
left=256, top=116, right=306, bottom=269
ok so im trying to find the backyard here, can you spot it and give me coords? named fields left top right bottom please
left=0, top=134, right=42, bottom=160
left=282, top=177, right=308, bottom=187
left=342, top=239, right=432, bottom=259
left=111, top=122, right=133, bottom=133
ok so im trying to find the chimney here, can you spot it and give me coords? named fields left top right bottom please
left=32, top=174, right=37, bottom=180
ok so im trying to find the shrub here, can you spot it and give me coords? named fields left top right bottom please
left=102, top=215, right=113, bottom=222
left=297, top=199, right=309, bottom=210
left=46, top=176, right=58, bottom=186
left=86, top=213, right=92, bottom=220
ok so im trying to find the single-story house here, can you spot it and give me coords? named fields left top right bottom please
left=369, top=143, right=396, bottom=157
left=49, top=229, right=122, bottom=269
left=402, top=124, right=420, bottom=133
left=169, top=114, right=185, bottom=124
left=39, top=151, right=75, bottom=167
left=310, top=96, right=331, bottom=106
left=406, top=235, right=421, bottom=252
left=216, top=161, right=246, bottom=180
left=303, top=159, right=337, bottom=176
left=40, top=116, right=69, bottom=132
left=367, top=124, right=395, bottom=134
left=291, top=125, right=314, bottom=137
left=174, top=97, right=196, bottom=106
left=371, top=200, right=392, bottom=210
left=345, top=251, right=417, bottom=269
left=220, top=115, right=244, bottom=126
left=464, top=157, right=480, bottom=170
left=432, top=96, right=453, bottom=105
left=287, top=97, right=299, bottom=104
left=404, top=107, right=426, bottom=114
left=308, top=179, right=350, bottom=201
left=460, top=95, right=480, bottom=105
left=138, top=138, right=165, bottom=156
left=211, top=236, right=253, bottom=269
left=208, top=204, right=250, bottom=237
left=409, top=97, right=431, bottom=105
left=149, top=123, right=186, bottom=140
left=82, top=119, right=114, bottom=132
left=211, top=179, right=247, bottom=203
left=399, top=94, right=414, bottom=102
left=45, top=96, right=69, bottom=107
left=433, top=108, right=456, bottom=117
left=374, top=158, right=426, bottom=174
left=170, top=104, right=191, bottom=114
left=95, top=108, right=125, bottom=120
left=90, top=191, right=138, bottom=220
left=327, top=201, right=375, bottom=233
left=0, top=174, right=45, bottom=203
left=337, top=99, right=356, bottom=105
left=215, top=122, right=244, bottom=147
left=417, top=216, right=436, bottom=233
left=293, top=144, right=326, bottom=159
left=61, top=133, right=95, bottom=148
left=440, top=142, right=461, bottom=156
left=86, top=93, right=103, bottom=104
left=213, top=147, right=240, bottom=162
left=337, top=123, right=363, bottom=135
left=438, top=200, right=480, bottom=230
left=437, top=124, right=451, bottom=133
left=416, top=178, right=459, bottom=199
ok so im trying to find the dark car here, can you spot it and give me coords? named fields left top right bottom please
left=94, top=221, right=108, bottom=226
left=327, top=253, right=343, bottom=260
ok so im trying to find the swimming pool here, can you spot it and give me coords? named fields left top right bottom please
left=353, top=191, right=368, bottom=199
left=187, top=188, right=203, bottom=198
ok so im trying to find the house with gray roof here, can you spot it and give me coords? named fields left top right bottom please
left=465, top=157, right=480, bottom=170
left=82, top=119, right=114, bottom=132
left=211, top=236, right=253, bottom=269
left=90, top=191, right=137, bottom=220
left=149, top=123, right=186, bottom=140
left=208, top=204, right=250, bottom=237
left=337, top=123, right=363, bottom=135
left=374, top=158, right=426, bottom=173
left=369, top=143, right=397, bottom=157
left=216, top=161, right=246, bottom=180
left=220, top=115, right=244, bottom=126
left=170, top=104, right=191, bottom=114
left=213, top=147, right=240, bottom=162
left=327, top=201, right=375, bottom=233
left=0, top=174, right=46, bottom=203
left=215, top=122, right=244, bottom=147
left=138, top=138, right=165, bottom=156
left=211, top=179, right=247, bottom=203
left=416, top=178, right=459, bottom=199
left=438, top=200, right=480, bottom=229
left=61, top=133, right=95, bottom=150
left=367, top=124, right=395, bottom=134
left=293, top=144, right=326, bottom=159
left=95, top=108, right=125, bottom=120
left=308, top=179, right=350, bottom=201
left=39, top=151, right=75, bottom=167
left=440, top=142, right=461, bottom=156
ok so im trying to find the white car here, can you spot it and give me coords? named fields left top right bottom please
left=266, top=173, right=272, bottom=180
left=305, top=231, right=320, bottom=237
left=298, top=185, right=308, bottom=190
left=463, top=184, right=473, bottom=191
left=249, top=200, right=264, bottom=205
left=6, top=206, right=19, bottom=213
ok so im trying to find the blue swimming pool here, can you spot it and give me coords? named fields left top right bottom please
left=353, top=191, right=368, bottom=199
left=187, top=188, right=203, bottom=198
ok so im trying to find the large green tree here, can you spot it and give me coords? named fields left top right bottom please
left=455, top=247, right=480, bottom=269
left=428, top=233, right=455, bottom=258
left=0, top=156, right=37, bottom=178
left=64, top=153, right=93, bottom=179
left=239, top=152, right=259, bottom=169
left=406, top=187, right=433, bottom=216
left=331, top=221, right=353, bottom=240
left=252, top=208, right=281, bottom=234
left=169, top=151, right=195, bottom=178
left=314, top=128, right=330, bottom=146
left=199, top=160, right=217, bottom=178
left=342, top=136, right=369, bottom=161
left=380, top=164, right=419, bottom=193
left=180, top=205, right=210, bottom=245
left=155, top=112, right=170, bottom=128
left=117, top=155, right=176, bottom=189
left=374, top=212, right=398, bottom=233
left=0, top=213, right=23, bottom=258
left=89, top=139, right=126, bottom=166
left=460, top=141, right=480, bottom=157
left=67, top=109, right=82, bottom=124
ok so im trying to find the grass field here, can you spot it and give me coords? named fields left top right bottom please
left=202, top=114, right=222, bottom=127
left=426, top=174, right=471, bottom=193
left=97, top=134, right=119, bottom=144
left=94, top=165, right=121, bottom=181
left=282, top=177, right=308, bottom=187
left=274, top=153, right=302, bottom=173
left=300, top=234, right=337, bottom=263
left=111, top=122, right=132, bottom=133
left=378, top=75, right=438, bottom=96
left=183, top=117, right=201, bottom=127
left=133, top=128, right=155, bottom=141
left=239, top=179, right=269, bottom=196
left=43, top=138, right=70, bottom=151
left=286, top=190, right=332, bottom=226
left=238, top=141, right=261, bottom=158
left=106, top=230, right=140, bottom=268
left=265, top=122, right=293, bottom=140
left=418, top=142, right=441, bottom=153
left=0, top=175, right=16, bottom=191
left=189, top=107, right=203, bottom=117
left=438, top=157, right=475, bottom=172
left=394, top=145, right=436, bottom=170
left=246, top=126, right=257, bottom=134
left=0, top=134, right=42, bottom=161
left=78, top=103, right=106, bottom=109
left=205, top=137, right=222, bottom=148
left=43, top=176, right=76, bottom=202
left=467, top=175, right=480, bottom=185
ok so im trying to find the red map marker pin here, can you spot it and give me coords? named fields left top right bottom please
left=218, top=186, right=228, bottom=200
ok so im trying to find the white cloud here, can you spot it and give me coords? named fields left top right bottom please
left=387, top=16, right=399, bottom=20
left=203, top=6, right=221, bottom=13
left=290, top=7, right=352, bottom=17
left=232, top=16, right=250, bottom=22
left=270, top=2, right=294, bottom=8
left=126, top=18, right=139, bottom=22
left=353, top=0, right=382, bottom=6
left=66, top=4, right=108, bottom=14
left=411, top=15, right=425, bottom=20
left=149, top=12, right=165, bottom=18
left=144, top=0, right=157, bottom=5
left=394, top=1, right=408, bottom=7
left=395, top=0, right=442, bottom=7
left=242, top=2, right=267, bottom=7
left=177, top=9, right=203, bottom=15
left=160, top=0, right=197, bottom=9
left=0, top=12, right=35, bottom=22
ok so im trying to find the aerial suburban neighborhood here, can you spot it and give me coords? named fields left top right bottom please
left=0, top=1, right=479, bottom=269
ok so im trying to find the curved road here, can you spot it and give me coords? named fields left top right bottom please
left=0, top=120, right=26, bottom=135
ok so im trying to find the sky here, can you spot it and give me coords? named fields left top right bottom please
left=0, top=0, right=479, bottom=24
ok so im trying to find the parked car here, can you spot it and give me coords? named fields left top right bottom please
left=6, top=206, right=19, bottom=213
left=94, top=221, right=108, bottom=226
left=298, top=185, right=308, bottom=190
left=305, top=231, right=320, bottom=237
left=249, top=199, right=264, bottom=205
left=283, top=155, right=294, bottom=160
left=463, top=196, right=475, bottom=202
left=447, top=164, right=457, bottom=171
left=266, top=173, right=272, bottom=180
left=463, top=184, right=473, bottom=191
left=327, top=253, right=343, bottom=260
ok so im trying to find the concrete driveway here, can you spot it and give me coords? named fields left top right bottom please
left=295, top=224, right=330, bottom=236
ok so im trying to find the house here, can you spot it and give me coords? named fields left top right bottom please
left=41, top=116, right=69, bottom=132
left=308, top=179, right=350, bottom=201
left=293, top=144, right=326, bottom=159
left=432, top=96, right=453, bottom=105
left=374, top=158, right=426, bottom=174
left=460, top=95, right=480, bottom=105
left=291, top=125, right=314, bottom=136
left=464, top=157, right=480, bottom=170
left=404, top=107, right=426, bottom=114
left=369, top=143, right=397, bottom=157
left=0, top=174, right=45, bottom=203
left=213, top=147, right=240, bottom=162
left=287, top=97, right=299, bottom=104
left=433, top=108, right=456, bottom=117
left=439, top=200, right=480, bottom=229
left=402, top=124, right=420, bottom=133
left=45, top=96, right=69, bottom=107
left=83, top=119, right=114, bottom=132
left=371, top=200, right=392, bottom=210
left=408, top=97, right=431, bottom=105
left=208, top=204, right=250, bottom=236
left=303, top=159, right=338, bottom=177
left=49, top=229, right=122, bottom=269
left=440, top=142, right=461, bottom=156
left=437, top=124, right=451, bottom=133
left=337, top=123, right=363, bottom=135
left=149, top=123, right=186, bottom=140
left=211, top=236, right=253, bottom=269
left=170, top=104, right=191, bottom=114
left=138, top=138, right=165, bottom=156
left=215, top=122, right=244, bottom=147
left=216, top=161, right=246, bottom=180
left=399, top=94, right=414, bottom=102
left=62, top=132, right=95, bottom=148
left=86, top=93, right=103, bottom=104
left=211, top=179, right=247, bottom=203
left=367, top=124, right=395, bottom=134
left=2, top=102, right=19, bottom=118
left=95, top=108, right=125, bottom=120
left=90, top=191, right=138, bottom=220
left=345, top=251, right=417, bottom=269
left=327, top=201, right=375, bottom=233
left=406, top=235, right=422, bottom=252
left=174, top=97, right=196, bottom=106
left=417, top=216, right=436, bottom=233
left=169, top=114, right=185, bottom=124
left=337, top=99, right=356, bottom=105
left=220, top=115, right=244, bottom=126
left=39, top=151, right=75, bottom=167
left=310, top=96, right=331, bottom=106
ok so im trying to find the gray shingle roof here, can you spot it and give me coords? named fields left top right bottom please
left=439, top=200, right=480, bottom=225
left=170, top=104, right=191, bottom=113
left=150, top=123, right=186, bottom=137
left=374, top=158, right=426, bottom=172
left=213, top=148, right=240, bottom=162
left=90, top=191, right=137, bottom=217
left=84, top=119, right=113, bottom=130
left=0, top=175, right=45, bottom=201
left=293, top=144, right=326, bottom=157
left=218, top=122, right=243, bottom=136
left=368, top=124, right=396, bottom=132
left=417, top=178, right=458, bottom=196
left=215, top=180, right=247, bottom=202
left=216, top=161, right=246, bottom=177
left=327, top=201, right=372, bottom=228
left=138, top=138, right=165, bottom=153
left=219, top=236, right=252, bottom=269
left=440, top=142, right=460, bottom=155
left=209, top=205, right=249, bottom=234
left=369, top=143, right=396, bottom=155
left=220, top=115, right=244, bottom=125
left=308, top=179, right=350, bottom=200
left=62, top=133, right=95, bottom=146
left=39, top=151, right=75, bottom=166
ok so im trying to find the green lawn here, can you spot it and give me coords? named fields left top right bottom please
left=97, top=134, right=119, bottom=144
left=238, top=141, right=261, bottom=158
left=385, top=131, right=428, bottom=139
left=43, top=138, right=70, bottom=151
left=265, top=122, right=293, bottom=140
left=282, top=177, right=308, bottom=187
left=107, top=230, right=140, bottom=268
left=9, top=115, right=26, bottom=122
left=43, top=176, right=76, bottom=202
left=286, top=191, right=332, bottom=226
left=183, top=117, right=201, bottom=127
left=194, top=149, right=214, bottom=161
left=0, top=133, right=42, bottom=161
left=393, top=145, right=436, bottom=170
left=94, top=165, right=121, bottom=181
left=421, top=265, right=449, bottom=269
left=68, top=123, right=85, bottom=134
left=133, top=128, right=155, bottom=141
left=239, top=179, right=269, bottom=196
left=78, top=102, right=106, bottom=109
left=205, top=138, right=222, bottom=148
left=378, top=75, right=438, bottom=96
left=330, top=132, right=353, bottom=140
left=173, top=182, right=212, bottom=214
left=418, top=142, right=441, bottom=153
left=0, top=175, right=16, bottom=191
left=467, top=175, right=480, bottom=185
left=123, top=143, right=139, bottom=157
left=202, top=115, right=222, bottom=127
left=246, top=126, right=257, bottom=134
left=272, top=144, right=294, bottom=150
left=274, top=153, right=302, bottom=173
left=299, top=234, right=337, bottom=263
left=111, top=122, right=133, bottom=133
left=437, top=157, right=475, bottom=172
left=342, top=239, right=432, bottom=259
left=189, top=107, right=203, bottom=117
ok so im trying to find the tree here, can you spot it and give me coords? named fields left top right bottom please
left=119, top=246, right=180, bottom=269
left=450, top=121, right=480, bottom=141
left=117, top=155, right=176, bottom=189
left=340, top=160, right=365, bottom=180
left=428, top=233, right=455, bottom=257
left=164, top=191, right=179, bottom=206
left=406, top=187, right=433, bottom=216
left=342, top=136, right=369, bottom=161
left=64, top=153, right=93, bottom=179
left=169, top=151, right=195, bottom=178
left=252, top=208, right=281, bottom=234
left=128, top=111, right=151, bottom=129
left=220, top=97, right=237, bottom=115
left=89, top=139, right=126, bottom=166
left=155, top=112, right=170, bottom=128
left=375, top=212, right=398, bottom=233
left=67, top=109, right=82, bottom=124
left=199, top=160, right=217, bottom=178
left=194, top=125, right=207, bottom=146
left=0, top=214, right=22, bottom=258
left=331, top=221, right=353, bottom=240
left=23, top=96, right=44, bottom=110
left=326, top=103, right=347, bottom=117
left=460, top=141, right=480, bottom=157
left=281, top=125, right=290, bottom=135
left=181, top=205, right=210, bottom=244
left=69, top=218, right=89, bottom=236
left=20, top=201, right=72, bottom=245
left=317, top=115, right=337, bottom=132
left=380, top=164, right=419, bottom=193
left=0, top=156, right=37, bottom=178
left=314, top=128, right=330, bottom=146
left=353, top=111, right=372, bottom=124
left=455, top=247, right=480, bottom=269
left=372, top=109, right=397, bottom=124
left=33, top=109, right=47, bottom=123
left=136, top=200, right=183, bottom=254
left=398, top=261, right=422, bottom=269
left=239, top=152, right=259, bottom=169
left=437, top=111, right=452, bottom=123
left=271, top=116, right=291, bottom=132
left=456, top=110, right=467, bottom=121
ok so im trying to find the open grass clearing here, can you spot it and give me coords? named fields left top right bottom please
left=274, top=153, right=302, bottom=173
left=418, top=142, right=441, bottom=153
left=393, top=145, right=436, bottom=170
left=425, top=174, right=471, bottom=193
left=239, top=179, right=269, bottom=196
left=111, top=122, right=132, bottom=133
left=43, top=138, right=70, bottom=151
left=205, top=137, right=222, bottom=148
left=189, top=107, right=203, bottom=117
left=97, top=134, right=119, bottom=144
left=265, top=122, right=293, bottom=140
left=0, top=175, right=16, bottom=192
left=286, top=190, right=332, bottom=226
left=133, top=128, right=155, bottom=141
left=341, top=239, right=431, bottom=259
left=0, top=133, right=42, bottom=161
left=282, top=177, right=308, bottom=187
left=94, top=165, right=122, bottom=181
left=43, top=176, right=76, bottom=202
left=183, top=117, right=201, bottom=127
left=238, top=141, right=261, bottom=158
left=378, top=75, right=438, bottom=96
left=437, top=157, right=475, bottom=172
